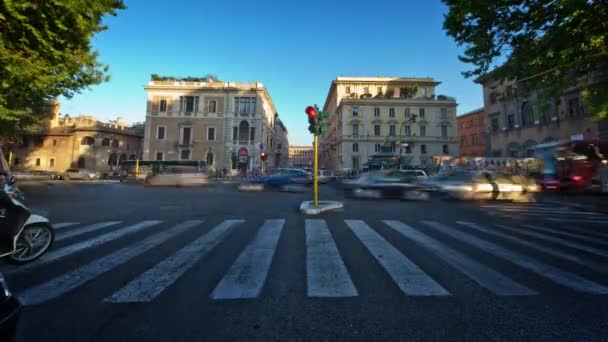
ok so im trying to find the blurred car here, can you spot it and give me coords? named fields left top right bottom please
left=318, top=169, right=335, bottom=184
left=59, top=168, right=100, bottom=180
left=11, top=170, right=57, bottom=181
left=0, top=272, right=21, bottom=342
left=145, top=166, right=208, bottom=187
left=342, top=172, right=429, bottom=200
left=255, top=168, right=311, bottom=188
left=388, top=169, right=428, bottom=181
left=432, top=171, right=538, bottom=202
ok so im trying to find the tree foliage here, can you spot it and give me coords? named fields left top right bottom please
left=443, top=0, right=608, bottom=119
left=0, top=0, right=126, bottom=139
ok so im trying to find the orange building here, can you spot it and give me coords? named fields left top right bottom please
left=457, top=108, right=486, bottom=157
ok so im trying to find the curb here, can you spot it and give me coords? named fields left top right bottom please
left=299, top=200, right=344, bottom=215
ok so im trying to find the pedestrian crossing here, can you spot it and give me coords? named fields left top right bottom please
left=4, top=215, right=608, bottom=307
left=479, top=202, right=608, bottom=224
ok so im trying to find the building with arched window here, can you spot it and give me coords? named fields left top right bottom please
left=143, top=77, right=289, bottom=172
left=11, top=101, right=144, bottom=174
left=478, top=68, right=602, bottom=158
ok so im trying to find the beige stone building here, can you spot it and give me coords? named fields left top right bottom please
left=143, top=79, right=289, bottom=172
left=12, top=101, right=144, bottom=174
left=479, top=76, right=600, bottom=157
left=288, top=146, right=313, bottom=168
left=321, top=76, right=458, bottom=171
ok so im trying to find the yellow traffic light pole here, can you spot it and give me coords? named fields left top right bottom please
left=8, top=151, right=13, bottom=171
left=313, top=135, right=319, bottom=206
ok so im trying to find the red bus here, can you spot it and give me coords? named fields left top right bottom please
left=533, top=140, right=607, bottom=191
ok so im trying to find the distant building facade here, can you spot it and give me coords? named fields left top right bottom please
left=288, top=146, right=313, bottom=168
left=457, top=108, right=486, bottom=157
left=143, top=79, right=289, bottom=172
left=321, top=76, right=458, bottom=171
left=11, top=100, right=143, bottom=174
left=479, top=75, right=601, bottom=157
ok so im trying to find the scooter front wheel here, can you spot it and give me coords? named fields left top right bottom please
left=6, top=224, right=55, bottom=265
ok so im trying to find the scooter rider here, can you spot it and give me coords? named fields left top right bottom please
left=0, top=173, right=30, bottom=256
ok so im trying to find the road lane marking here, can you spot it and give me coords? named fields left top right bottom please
left=345, top=220, right=449, bottom=296
left=494, top=224, right=608, bottom=258
left=421, top=220, right=608, bottom=294
left=18, top=220, right=201, bottom=306
left=458, top=222, right=606, bottom=273
left=8, top=221, right=162, bottom=275
left=523, top=224, right=608, bottom=246
left=106, top=219, right=242, bottom=303
left=211, top=219, right=285, bottom=299
left=305, top=220, right=357, bottom=297
left=55, top=221, right=122, bottom=242
left=545, top=218, right=608, bottom=225
left=384, top=220, right=535, bottom=296
left=52, top=222, right=80, bottom=229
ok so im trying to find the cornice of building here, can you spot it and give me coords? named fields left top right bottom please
left=338, top=98, right=457, bottom=107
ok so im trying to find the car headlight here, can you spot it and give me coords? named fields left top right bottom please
left=0, top=273, right=12, bottom=298
left=474, top=183, right=493, bottom=192
left=510, top=185, right=523, bottom=192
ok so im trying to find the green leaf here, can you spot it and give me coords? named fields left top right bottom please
left=0, top=0, right=126, bottom=137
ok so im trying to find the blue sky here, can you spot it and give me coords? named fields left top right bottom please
left=61, top=0, right=483, bottom=145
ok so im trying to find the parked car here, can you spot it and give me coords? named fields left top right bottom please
left=59, top=168, right=100, bottom=180
left=11, top=170, right=57, bottom=181
left=0, top=272, right=21, bottom=342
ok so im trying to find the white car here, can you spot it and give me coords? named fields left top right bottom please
left=318, top=170, right=334, bottom=184
left=393, top=169, right=428, bottom=180
left=61, top=169, right=100, bottom=180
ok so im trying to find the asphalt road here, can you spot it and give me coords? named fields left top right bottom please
left=3, top=182, right=608, bottom=341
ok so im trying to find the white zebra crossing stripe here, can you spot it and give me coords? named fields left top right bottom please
left=384, top=220, right=535, bottom=296
left=8, top=220, right=162, bottom=275
left=545, top=217, right=608, bottom=225
left=345, top=220, right=449, bottom=296
left=458, top=222, right=606, bottom=273
left=495, top=208, right=606, bottom=216
left=106, top=219, right=242, bottom=303
left=490, top=209, right=606, bottom=217
left=56, top=221, right=121, bottom=242
left=18, top=220, right=201, bottom=306
left=422, top=220, right=608, bottom=294
left=52, top=222, right=80, bottom=229
left=210, top=219, right=285, bottom=299
left=305, top=219, right=358, bottom=297
left=495, top=224, right=608, bottom=258
left=523, top=224, right=608, bottom=246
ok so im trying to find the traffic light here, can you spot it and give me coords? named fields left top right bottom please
left=305, top=106, right=317, bottom=134
left=260, top=151, right=267, bottom=161
left=305, top=105, right=331, bottom=135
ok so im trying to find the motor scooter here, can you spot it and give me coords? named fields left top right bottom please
left=0, top=174, right=55, bottom=265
